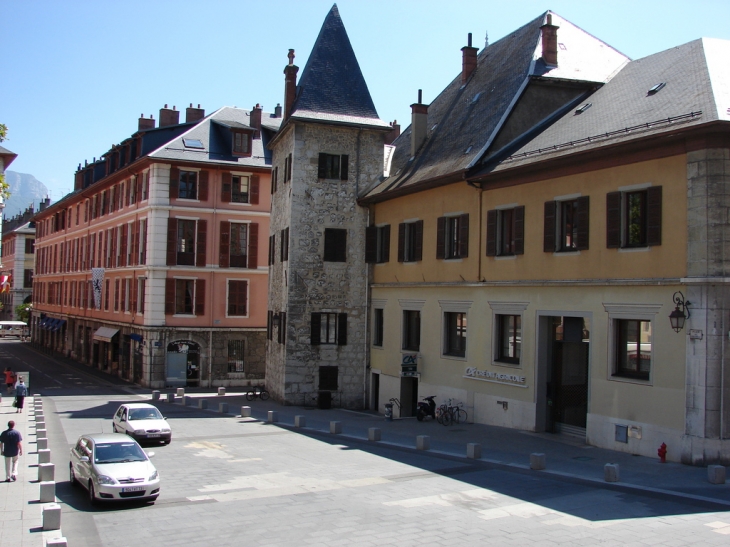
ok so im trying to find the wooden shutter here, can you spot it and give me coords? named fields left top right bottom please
left=646, top=186, right=662, bottom=246
left=219, top=221, right=230, bottom=268
left=130, top=222, right=138, bottom=266
left=414, top=220, right=424, bottom=261
left=166, top=218, right=178, bottom=266
left=606, top=191, right=622, bottom=248
left=318, top=153, right=327, bottom=179
left=221, top=172, right=232, bottom=203
left=267, top=311, right=273, bottom=340
left=311, top=313, right=321, bottom=345
left=458, top=214, right=469, bottom=258
left=397, top=223, right=406, bottom=262
left=543, top=201, right=556, bottom=252
left=196, top=220, right=207, bottom=267
left=164, top=278, right=175, bottom=315
left=250, top=175, right=260, bottom=204
left=195, top=279, right=206, bottom=316
left=198, top=171, right=209, bottom=201
left=112, top=227, right=118, bottom=267
left=340, top=155, right=349, bottom=180
left=381, top=224, right=391, bottom=263
left=365, top=226, right=378, bottom=263
left=486, top=209, right=497, bottom=256
left=169, top=167, right=179, bottom=199
left=281, top=312, right=286, bottom=346
left=135, top=174, right=143, bottom=203
left=337, top=312, right=348, bottom=345
left=287, top=153, right=292, bottom=181
left=131, top=277, right=138, bottom=314
left=576, top=196, right=590, bottom=250
left=120, top=225, right=128, bottom=267
left=514, top=206, right=525, bottom=255
left=248, top=223, right=258, bottom=269
left=436, top=216, right=446, bottom=259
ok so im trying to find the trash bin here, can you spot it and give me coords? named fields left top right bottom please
left=384, top=403, right=393, bottom=421
left=318, top=391, right=332, bottom=409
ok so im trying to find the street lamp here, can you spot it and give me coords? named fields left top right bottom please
left=669, top=291, right=691, bottom=333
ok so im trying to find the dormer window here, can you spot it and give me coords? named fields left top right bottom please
left=232, top=130, right=253, bottom=157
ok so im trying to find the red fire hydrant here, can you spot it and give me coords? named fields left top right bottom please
left=658, top=442, right=667, bottom=463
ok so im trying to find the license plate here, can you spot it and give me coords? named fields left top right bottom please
left=147, top=434, right=160, bottom=438
left=122, top=486, right=144, bottom=492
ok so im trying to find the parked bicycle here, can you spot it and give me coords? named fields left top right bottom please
left=246, top=387, right=270, bottom=401
left=436, top=399, right=467, bottom=426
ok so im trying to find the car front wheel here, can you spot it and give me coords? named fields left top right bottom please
left=69, top=464, right=77, bottom=486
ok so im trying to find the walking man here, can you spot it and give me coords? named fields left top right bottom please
left=14, top=377, right=27, bottom=413
left=0, top=420, right=23, bottom=482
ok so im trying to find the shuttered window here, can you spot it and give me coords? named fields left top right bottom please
left=365, top=225, right=390, bottom=263
left=227, top=280, right=248, bottom=316
left=486, top=207, right=525, bottom=256
left=544, top=197, right=589, bottom=252
left=606, top=187, right=661, bottom=249
left=324, top=229, right=347, bottom=262
left=310, top=312, right=347, bottom=345
left=398, top=220, right=423, bottom=262
left=317, top=153, right=349, bottom=180
left=436, top=214, right=468, bottom=259
left=280, top=227, right=289, bottom=262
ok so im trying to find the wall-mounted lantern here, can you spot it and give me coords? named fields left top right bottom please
left=669, top=291, right=691, bottom=333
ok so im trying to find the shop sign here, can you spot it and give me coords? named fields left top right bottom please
left=464, top=366, right=527, bottom=387
left=401, top=353, right=418, bottom=376
left=167, top=340, right=201, bottom=354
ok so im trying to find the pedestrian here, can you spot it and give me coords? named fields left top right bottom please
left=0, top=420, right=22, bottom=482
left=14, top=377, right=27, bottom=413
left=3, top=367, right=15, bottom=394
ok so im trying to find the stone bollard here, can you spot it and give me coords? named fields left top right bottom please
left=184, top=396, right=192, bottom=406
left=36, top=420, right=46, bottom=430
left=267, top=411, right=278, bottom=423
left=36, top=412, right=45, bottom=421
left=467, top=443, right=482, bottom=459
left=708, top=465, right=727, bottom=485
left=151, top=390, right=160, bottom=401
left=36, top=429, right=47, bottom=440
left=368, top=427, right=381, bottom=442
left=176, top=387, right=185, bottom=397
left=42, top=503, right=61, bottom=531
left=241, top=406, right=252, bottom=418
left=218, top=387, right=226, bottom=396
left=198, top=399, right=208, bottom=410
left=39, top=481, right=56, bottom=503
left=38, top=463, right=55, bottom=482
left=219, top=402, right=229, bottom=414
left=37, top=438, right=48, bottom=450
left=166, top=393, right=175, bottom=403
left=38, top=449, right=51, bottom=464
left=330, top=421, right=342, bottom=434
left=45, top=538, right=69, bottom=547
left=416, top=435, right=430, bottom=450
left=604, top=463, right=620, bottom=482
left=295, top=415, right=306, bottom=428
left=530, top=453, right=546, bottom=470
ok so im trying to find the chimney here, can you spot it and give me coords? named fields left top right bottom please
left=39, top=197, right=50, bottom=211
left=540, top=13, right=559, bottom=66
left=186, top=103, right=205, bottom=123
left=384, top=120, right=400, bottom=145
left=461, top=33, right=478, bottom=84
left=410, top=90, right=429, bottom=156
left=159, top=104, right=179, bottom=127
left=284, top=49, right=299, bottom=121
left=274, top=103, right=283, bottom=118
left=250, top=104, right=262, bottom=139
left=138, top=114, right=155, bottom=131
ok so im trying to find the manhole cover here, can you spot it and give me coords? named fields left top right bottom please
left=572, top=456, right=593, bottom=461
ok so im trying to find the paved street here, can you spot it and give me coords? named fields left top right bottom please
left=2, top=340, right=730, bottom=546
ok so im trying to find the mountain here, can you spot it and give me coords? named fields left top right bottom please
left=3, top=171, right=50, bottom=218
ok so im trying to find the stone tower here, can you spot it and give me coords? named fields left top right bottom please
left=266, top=5, right=390, bottom=409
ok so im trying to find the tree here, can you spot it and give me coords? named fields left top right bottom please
left=0, top=123, right=10, bottom=199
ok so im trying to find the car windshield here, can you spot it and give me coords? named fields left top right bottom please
left=94, top=442, right=147, bottom=463
left=129, top=407, right=163, bottom=421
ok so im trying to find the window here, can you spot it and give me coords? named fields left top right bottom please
left=228, top=340, right=245, bottom=373
left=232, top=131, right=252, bottom=156
left=25, top=238, right=35, bottom=254
left=606, top=186, right=662, bottom=248
left=402, top=310, right=421, bottom=351
left=271, top=167, right=278, bottom=194
left=24, top=269, right=33, bottom=288
left=177, top=220, right=196, bottom=266
left=437, top=214, right=468, bottom=260
left=496, top=314, right=521, bottom=364
left=614, top=319, right=651, bottom=380
left=175, top=279, right=194, bottom=315
left=167, top=218, right=205, bottom=267
left=324, top=229, right=347, bottom=262
left=319, top=366, right=339, bottom=390
left=444, top=312, right=467, bottom=357
left=365, top=225, right=390, bottom=263
left=178, top=170, right=198, bottom=199
left=398, top=221, right=423, bottom=262
left=373, top=308, right=384, bottom=347
left=232, top=176, right=249, bottom=203
left=544, top=197, right=589, bottom=252
left=277, top=311, right=287, bottom=345
left=229, top=224, right=249, bottom=268
left=280, top=227, right=289, bottom=262
left=487, top=207, right=525, bottom=257
left=139, top=219, right=147, bottom=265
left=317, top=153, right=348, bottom=180
left=310, top=312, right=347, bottom=345
left=137, top=277, right=146, bottom=314
left=227, top=280, right=248, bottom=316
left=268, top=234, right=276, bottom=266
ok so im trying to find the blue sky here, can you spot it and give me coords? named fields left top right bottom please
left=4, top=0, right=730, bottom=202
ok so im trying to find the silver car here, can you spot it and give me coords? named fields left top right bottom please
left=112, top=403, right=172, bottom=444
left=69, top=433, right=160, bottom=504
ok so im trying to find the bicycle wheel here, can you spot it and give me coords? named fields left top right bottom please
left=457, top=408, right=467, bottom=424
left=260, top=390, right=270, bottom=401
left=245, top=391, right=254, bottom=401
left=441, top=409, right=452, bottom=426
left=436, top=406, right=445, bottom=424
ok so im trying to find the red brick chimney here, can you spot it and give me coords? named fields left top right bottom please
left=461, top=33, right=478, bottom=84
left=384, top=120, right=400, bottom=145
left=250, top=104, right=262, bottom=139
left=284, top=49, right=299, bottom=121
left=159, top=104, right=179, bottom=127
left=138, top=114, right=155, bottom=131
left=411, top=90, right=429, bottom=156
left=186, top=103, right=205, bottom=123
left=540, top=13, right=559, bottom=66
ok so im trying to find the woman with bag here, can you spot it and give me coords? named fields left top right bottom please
left=14, top=377, right=27, bottom=413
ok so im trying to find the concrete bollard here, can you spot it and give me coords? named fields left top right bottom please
left=218, top=387, right=226, bottom=396
left=267, top=411, right=278, bottom=423
left=295, top=415, right=306, bottom=428
left=39, top=481, right=56, bottom=503
left=38, top=449, right=51, bottom=464
left=35, top=420, right=46, bottom=430
left=219, top=402, right=229, bottom=414
left=198, top=399, right=208, bottom=410
left=467, top=443, right=482, bottom=459
left=38, top=463, right=55, bottom=482
left=37, top=438, right=48, bottom=450
left=708, top=465, right=727, bottom=485
left=604, top=463, right=620, bottom=482
left=330, top=421, right=342, bottom=434
left=176, top=388, right=185, bottom=397
left=36, top=414, right=45, bottom=422
left=151, top=390, right=160, bottom=401
left=530, top=453, right=546, bottom=470
left=416, top=435, right=430, bottom=451
left=42, top=503, right=61, bottom=531
left=45, top=538, right=68, bottom=547
left=368, top=427, right=381, bottom=442
left=241, top=406, right=252, bottom=418
left=166, top=393, right=175, bottom=403
left=184, top=396, right=192, bottom=406
left=36, top=429, right=47, bottom=440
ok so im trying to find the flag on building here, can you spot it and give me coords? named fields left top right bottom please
left=91, top=268, right=104, bottom=309
left=0, top=275, right=11, bottom=293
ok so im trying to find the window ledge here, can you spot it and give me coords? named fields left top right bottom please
left=553, top=250, right=581, bottom=256
left=493, top=360, right=521, bottom=368
left=372, top=345, right=384, bottom=350
left=442, top=353, right=467, bottom=361
left=443, top=258, right=464, bottom=263
left=618, top=246, right=651, bottom=253
left=495, top=255, right=517, bottom=261
left=609, top=374, right=652, bottom=386
left=173, top=314, right=196, bottom=318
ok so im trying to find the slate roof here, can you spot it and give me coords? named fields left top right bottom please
left=0, top=145, right=17, bottom=169
left=490, top=38, right=730, bottom=173
left=289, top=4, right=389, bottom=129
left=362, top=11, right=628, bottom=200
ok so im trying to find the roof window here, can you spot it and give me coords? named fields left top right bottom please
left=471, top=92, right=482, bottom=104
left=574, top=103, right=592, bottom=115
left=182, top=138, right=204, bottom=149
left=465, top=146, right=473, bottom=154
left=648, top=82, right=666, bottom=95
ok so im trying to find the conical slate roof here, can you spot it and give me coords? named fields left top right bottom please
left=291, top=4, right=389, bottom=128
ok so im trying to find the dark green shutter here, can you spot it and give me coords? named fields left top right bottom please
left=337, top=313, right=348, bottom=345
left=311, top=313, right=321, bottom=345
left=543, top=201, right=556, bottom=252
left=340, top=155, right=349, bottom=180
left=646, top=186, right=662, bottom=246
left=576, top=196, right=590, bottom=250
left=606, top=192, right=621, bottom=248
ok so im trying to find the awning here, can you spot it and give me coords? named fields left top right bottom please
left=50, top=319, right=66, bottom=332
left=128, top=333, right=143, bottom=342
left=93, top=327, right=119, bottom=343
left=44, top=319, right=58, bottom=331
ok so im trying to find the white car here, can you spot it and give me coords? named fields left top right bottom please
left=112, top=403, right=172, bottom=444
left=69, top=433, right=160, bottom=504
